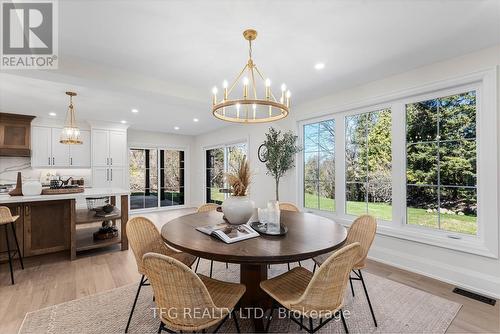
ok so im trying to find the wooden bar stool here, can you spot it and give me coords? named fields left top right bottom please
left=0, top=206, right=24, bottom=285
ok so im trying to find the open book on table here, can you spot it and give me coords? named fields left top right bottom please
left=196, top=222, right=259, bottom=244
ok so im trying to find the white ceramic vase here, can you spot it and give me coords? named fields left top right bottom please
left=22, top=180, right=42, bottom=196
left=222, top=196, right=255, bottom=225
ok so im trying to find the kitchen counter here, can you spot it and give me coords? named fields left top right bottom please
left=0, top=187, right=130, bottom=204
left=0, top=188, right=129, bottom=261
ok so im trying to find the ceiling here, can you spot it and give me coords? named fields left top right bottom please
left=1, top=0, right=499, bottom=135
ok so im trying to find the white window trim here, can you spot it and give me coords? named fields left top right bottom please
left=297, top=68, right=498, bottom=259
left=203, top=139, right=249, bottom=203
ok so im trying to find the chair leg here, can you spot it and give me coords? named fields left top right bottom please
left=232, top=309, right=241, bottom=333
left=339, top=309, right=349, bottom=333
left=157, top=321, right=164, bottom=333
left=349, top=276, right=355, bottom=297
left=299, top=315, right=304, bottom=330
left=358, top=270, right=377, bottom=327
left=125, top=275, right=145, bottom=333
left=312, top=263, right=317, bottom=274
left=10, top=222, right=23, bottom=270
left=225, top=262, right=229, bottom=269
left=308, top=317, right=313, bottom=333
left=209, top=260, right=214, bottom=278
left=265, top=301, right=276, bottom=332
left=4, top=225, right=14, bottom=284
left=194, top=257, right=200, bottom=273
left=298, top=261, right=302, bottom=267
left=287, top=263, right=291, bottom=271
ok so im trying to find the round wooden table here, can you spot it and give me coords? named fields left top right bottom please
left=161, top=210, right=347, bottom=331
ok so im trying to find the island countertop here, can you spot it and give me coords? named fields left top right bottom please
left=0, top=187, right=130, bottom=204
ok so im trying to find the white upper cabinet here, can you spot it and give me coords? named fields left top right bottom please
left=108, top=131, right=127, bottom=166
left=69, top=130, right=91, bottom=167
left=92, top=129, right=109, bottom=166
left=51, top=128, right=70, bottom=167
left=31, top=126, right=91, bottom=168
left=31, top=126, right=52, bottom=167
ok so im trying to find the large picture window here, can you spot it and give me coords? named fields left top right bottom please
left=129, top=148, right=185, bottom=210
left=303, top=119, right=335, bottom=212
left=345, top=109, right=392, bottom=220
left=206, top=143, right=247, bottom=204
left=406, top=91, right=477, bottom=235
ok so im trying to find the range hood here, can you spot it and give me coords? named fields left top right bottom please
left=0, top=113, right=36, bottom=157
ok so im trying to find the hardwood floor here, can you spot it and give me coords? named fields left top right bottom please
left=0, top=207, right=498, bottom=334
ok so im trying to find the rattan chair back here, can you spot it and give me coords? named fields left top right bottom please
left=292, top=242, right=360, bottom=315
left=143, top=252, right=228, bottom=331
left=0, top=206, right=17, bottom=225
left=346, top=215, right=377, bottom=268
left=197, top=203, right=219, bottom=213
left=279, top=202, right=300, bottom=212
left=126, top=216, right=174, bottom=274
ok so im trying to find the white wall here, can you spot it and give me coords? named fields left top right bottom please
left=128, top=129, right=195, bottom=206
left=191, top=45, right=500, bottom=298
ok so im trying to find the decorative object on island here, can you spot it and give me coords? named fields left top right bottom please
left=22, top=180, right=42, bottom=196
left=60, top=91, right=83, bottom=145
left=211, top=29, right=291, bottom=124
left=85, top=197, right=119, bottom=241
left=8, top=172, right=23, bottom=196
left=261, top=127, right=302, bottom=200
left=222, top=157, right=254, bottom=225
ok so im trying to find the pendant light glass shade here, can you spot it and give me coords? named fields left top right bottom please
left=60, top=91, right=83, bottom=145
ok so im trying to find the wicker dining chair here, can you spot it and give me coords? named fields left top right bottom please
left=261, top=242, right=361, bottom=333
left=143, top=252, right=245, bottom=333
left=194, top=203, right=228, bottom=277
left=312, top=215, right=378, bottom=327
left=279, top=202, right=301, bottom=270
left=0, top=206, right=24, bottom=285
left=125, top=216, right=197, bottom=333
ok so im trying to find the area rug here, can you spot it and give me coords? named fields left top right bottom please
left=19, top=260, right=461, bottom=333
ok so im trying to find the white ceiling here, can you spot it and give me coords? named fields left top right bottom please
left=1, top=0, right=499, bottom=135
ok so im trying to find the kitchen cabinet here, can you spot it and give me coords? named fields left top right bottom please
left=0, top=113, right=35, bottom=157
left=31, top=126, right=91, bottom=167
left=92, top=129, right=127, bottom=167
left=23, top=200, right=70, bottom=256
left=92, top=166, right=125, bottom=188
left=0, top=203, right=23, bottom=262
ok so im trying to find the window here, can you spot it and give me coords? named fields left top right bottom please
left=406, top=91, right=477, bottom=235
left=345, top=109, right=392, bottom=220
left=206, top=143, right=247, bottom=204
left=303, top=119, right=335, bottom=211
left=129, top=148, right=185, bottom=210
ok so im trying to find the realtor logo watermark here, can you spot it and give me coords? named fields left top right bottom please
left=1, top=0, right=58, bottom=69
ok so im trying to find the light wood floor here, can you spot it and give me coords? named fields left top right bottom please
left=0, top=208, right=498, bottom=334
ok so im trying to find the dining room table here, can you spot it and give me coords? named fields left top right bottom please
left=161, top=209, right=347, bottom=332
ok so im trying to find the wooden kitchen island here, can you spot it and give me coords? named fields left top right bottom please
left=0, top=188, right=129, bottom=261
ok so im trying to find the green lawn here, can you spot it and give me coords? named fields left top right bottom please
left=303, top=193, right=476, bottom=235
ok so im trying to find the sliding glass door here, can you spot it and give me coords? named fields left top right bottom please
left=205, top=143, right=247, bottom=204
left=129, top=148, right=185, bottom=210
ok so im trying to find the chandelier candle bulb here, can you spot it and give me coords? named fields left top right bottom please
left=212, top=86, right=218, bottom=105
left=286, top=90, right=291, bottom=107
left=211, top=29, right=291, bottom=123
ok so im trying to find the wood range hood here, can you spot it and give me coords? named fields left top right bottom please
left=0, top=112, right=36, bottom=157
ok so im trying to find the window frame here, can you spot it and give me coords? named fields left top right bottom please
left=204, top=140, right=248, bottom=204
left=128, top=145, right=189, bottom=212
left=297, top=68, right=498, bottom=258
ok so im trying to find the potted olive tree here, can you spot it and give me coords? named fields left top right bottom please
left=260, top=127, right=302, bottom=200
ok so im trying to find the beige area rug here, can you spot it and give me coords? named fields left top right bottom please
left=19, top=260, right=461, bottom=334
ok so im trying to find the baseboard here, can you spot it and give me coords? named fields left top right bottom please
left=368, top=245, right=500, bottom=300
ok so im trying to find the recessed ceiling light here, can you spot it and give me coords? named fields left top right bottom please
left=174, top=126, right=180, bottom=130
left=193, top=118, right=199, bottom=122
left=131, top=108, right=138, bottom=113
left=49, top=112, right=56, bottom=116
left=120, top=120, right=127, bottom=124
left=314, top=62, right=325, bottom=70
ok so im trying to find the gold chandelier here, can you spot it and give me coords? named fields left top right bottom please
left=211, top=29, right=291, bottom=123
left=60, top=91, right=83, bottom=144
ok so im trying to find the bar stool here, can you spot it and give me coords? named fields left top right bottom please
left=0, top=206, right=24, bottom=284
